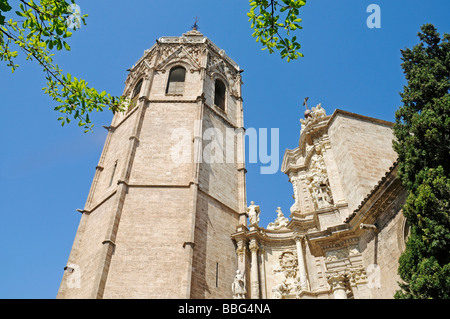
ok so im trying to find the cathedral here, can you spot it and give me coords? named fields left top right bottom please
left=57, top=28, right=407, bottom=299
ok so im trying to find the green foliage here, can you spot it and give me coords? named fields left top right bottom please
left=0, top=0, right=127, bottom=132
left=393, top=24, right=450, bottom=299
left=248, top=0, right=306, bottom=61
left=0, top=1, right=308, bottom=132
left=0, top=0, right=12, bottom=25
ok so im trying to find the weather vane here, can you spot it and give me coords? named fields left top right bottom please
left=192, top=16, right=199, bottom=30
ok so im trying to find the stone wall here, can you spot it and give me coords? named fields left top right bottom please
left=57, top=30, right=245, bottom=299
left=241, top=108, right=404, bottom=300
left=190, top=191, right=239, bottom=298
left=359, top=188, right=407, bottom=298
left=103, top=187, right=194, bottom=298
left=328, top=112, right=397, bottom=213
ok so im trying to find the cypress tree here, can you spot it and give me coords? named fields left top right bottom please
left=393, top=24, right=450, bottom=299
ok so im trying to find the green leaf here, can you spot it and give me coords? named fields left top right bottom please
left=0, top=0, right=12, bottom=12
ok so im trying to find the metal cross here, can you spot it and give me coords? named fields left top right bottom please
left=303, top=97, right=309, bottom=109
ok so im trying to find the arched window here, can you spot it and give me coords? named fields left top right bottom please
left=214, top=79, right=226, bottom=110
left=166, top=66, right=186, bottom=95
left=131, top=79, right=143, bottom=107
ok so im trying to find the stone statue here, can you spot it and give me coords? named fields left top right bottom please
left=311, top=103, right=326, bottom=120
left=300, top=102, right=327, bottom=132
left=247, top=201, right=260, bottom=226
left=267, top=207, right=289, bottom=230
left=272, top=282, right=288, bottom=299
left=232, top=269, right=246, bottom=299
left=306, top=148, right=334, bottom=209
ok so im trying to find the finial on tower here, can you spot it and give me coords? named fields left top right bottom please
left=192, top=16, right=199, bottom=30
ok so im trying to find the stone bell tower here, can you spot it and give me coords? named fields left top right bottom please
left=57, top=28, right=247, bottom=299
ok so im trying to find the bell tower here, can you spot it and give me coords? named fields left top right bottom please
left=57, top=28, right=247, bottom=299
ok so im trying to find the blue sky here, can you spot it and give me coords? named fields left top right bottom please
left=1, top=0, right=449, bottom=298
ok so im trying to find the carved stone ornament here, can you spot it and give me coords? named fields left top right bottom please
left=325, top=244, right=360, bottom=262
left=185, top=45, right=204, bottom=65
left=207, top=52, right=240, bottom=97
left=306, top=147, right=334, bottom=210
left=124, top=56, right=153, bottom=96
left=325, top=249, right=348, bottom=262
left=247, top=201, right=260, bottom=226
left=289, top=176, right=300, bottom=213
left=272, top=251, right=299, bottom=298
left=159, top=44, right=178, bottom=62
left=156, top=45, right=201, bottom=72
left=300, top=103, right=327, bottom=132
left=278, top=251, right=298, bottom=278
left=267, top=207, right=289, bottom=230
left=326, top=270, right=350, bottom=290
left=272, top=282, right=288, bottom=299
left=348, top=266, right=368, bottom=287
left=232, top=269, right=247, bottom=299
left=326, top=266, right=368, bottom=290
left=249, top=239, right=259, bottom=253
left=236, top=240, right=246, bottom=262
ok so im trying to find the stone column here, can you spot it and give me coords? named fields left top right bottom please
left=327, top=271, right=348, bottom=299
left=249, top=239, right=260, bottom=299
left=236, top=239, right=246, bottom=271
left=233, top=238, right=248, bottom=299
left=235, top=70, right=247, bottom=229
left=236, top=126, right=247, bottom=227
left=294, top=235, right=309, bottom=291
left=258, top=243, right=267, bottom=299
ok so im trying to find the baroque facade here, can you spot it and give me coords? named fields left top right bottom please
left=57, top=29, right=407, bottom=299
left=232, top=103, right=407, bottom=299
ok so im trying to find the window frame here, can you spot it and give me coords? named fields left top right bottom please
left=129, top=78, right=143, bottom=111
left=166, top=65, right=187, bottom=96
left=214, top=78, right=227, bottom=112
